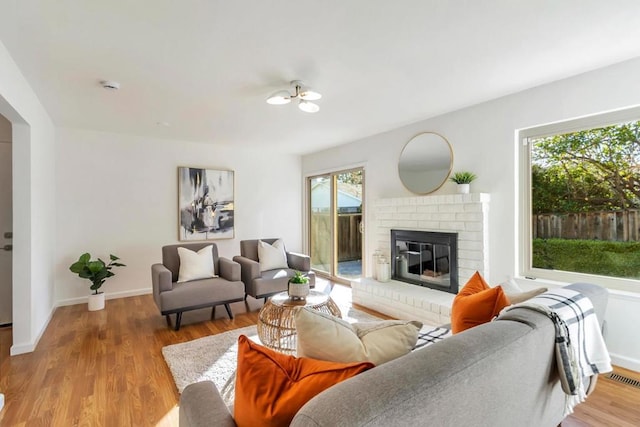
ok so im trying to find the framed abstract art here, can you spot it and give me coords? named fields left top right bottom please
left=178, top=167, right=234, bottom=240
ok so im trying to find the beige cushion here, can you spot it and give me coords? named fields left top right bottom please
left=177, top=245, right=216, bottom=282
left=507, top=287, right=548, bottom=304
left=257, top=239, right=288, bottom=271
left=496, top=277, right=547, bottom=305
left=295, top=307, right=422, bottom=366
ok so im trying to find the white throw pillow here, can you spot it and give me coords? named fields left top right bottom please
left=295, top=307, right=422, bottom=366
left=257, top=239, right=289, bottom=272
left=177, top=245, right=216, bottom=283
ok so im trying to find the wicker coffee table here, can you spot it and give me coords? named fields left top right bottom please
left=257, top=290, right=342, bottom=354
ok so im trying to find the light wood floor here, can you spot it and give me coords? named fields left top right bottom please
left=1, top=283, right=639, bottom=426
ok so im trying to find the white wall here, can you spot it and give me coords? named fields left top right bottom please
left=302, top=57, right=640, bottom=372
left=0, top=40, right=56, bottom=355
left=55, top=128, right=303, bottom=303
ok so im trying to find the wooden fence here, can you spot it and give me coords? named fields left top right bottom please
left=533, top=209, right=640, bottom=241
left=310, top=213, right=362, bottom=263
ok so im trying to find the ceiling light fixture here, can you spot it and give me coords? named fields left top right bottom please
left=266, top=80, right=322, bottom=113
left=298, top=99, right=320, bottom=113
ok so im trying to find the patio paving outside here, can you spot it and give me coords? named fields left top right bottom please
left=338, top=259, right=362, bottom=279
left=310, top=260, right=362, bottom=280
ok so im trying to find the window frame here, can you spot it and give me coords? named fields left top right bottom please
left=518, top=105, right=640, bottom=293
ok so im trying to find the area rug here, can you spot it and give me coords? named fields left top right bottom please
left=161, top=306, right=450, bottom=404
left=161, top=306, right=381, bottom=394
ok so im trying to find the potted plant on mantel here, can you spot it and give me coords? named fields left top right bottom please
left=288, top=271, right=310, bottom=301
left=449, top=171, right=477, bottom=194
left=69, top=253, right=126, bottom=311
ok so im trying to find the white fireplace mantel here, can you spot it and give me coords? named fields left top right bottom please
left=352, top=193, right=490, bottom=324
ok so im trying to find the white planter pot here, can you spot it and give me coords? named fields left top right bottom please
left=88, top=292, right=105, bottom=311
left=288, top=282, right=310, bottom=300
left=457, top=183, right=470, bottom=194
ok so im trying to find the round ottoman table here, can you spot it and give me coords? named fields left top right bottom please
left=257, top=290, right=342, bottom=354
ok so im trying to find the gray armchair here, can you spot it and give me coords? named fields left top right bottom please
left=233, top=238, right=316, bottom=301
left=151, top=242, right=245, bottom=330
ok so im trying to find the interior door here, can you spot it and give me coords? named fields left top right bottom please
left=0, top=140, right=12, bottom=326
left=308, top=168, right=363, bottom=283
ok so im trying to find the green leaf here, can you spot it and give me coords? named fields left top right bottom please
left=110, top=254, right=120, bottom=261
left=289, top=271, right=309, bottom=284
left=78, top=271, right=93, bottom=279
left=69, top=261, right=86, bottom=273
left=449, top=171, right=477, bottom=184
left=88, top=260, right=106, bottom=273
left=79, top=253, right=91, bottom=263
left=94, top=269, right=108, bottom=281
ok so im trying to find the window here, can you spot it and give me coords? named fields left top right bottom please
left=519, top=106, right=640, bottom=292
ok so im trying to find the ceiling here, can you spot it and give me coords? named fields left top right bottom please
left=1, top=1, right=640, bottom=155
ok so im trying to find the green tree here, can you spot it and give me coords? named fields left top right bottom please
left=337, top=170, right=362, bottom=185
left=531, top=120, right=640, bottom=214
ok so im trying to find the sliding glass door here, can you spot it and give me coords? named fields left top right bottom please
left=308, top=168, right=363, bottom=283
left=309, top=175, right=332, bottom=275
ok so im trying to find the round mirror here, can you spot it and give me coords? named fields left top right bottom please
left=398, top=132, right=453, bottom=194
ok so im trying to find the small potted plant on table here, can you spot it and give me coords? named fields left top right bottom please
left=69, top=253, right=126, bottom=311
left=449, top=171, right=477, bottom=194
left=288, top=271, right=310, bottom=301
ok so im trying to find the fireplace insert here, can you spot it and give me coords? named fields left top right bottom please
left=390, top=229, right=458, bottom=294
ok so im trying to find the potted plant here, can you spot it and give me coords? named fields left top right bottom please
left=69, top=253, right=126, bottom=311
left=449, top=171, right=477, bottom=194
left=288, top=271, right=310, bottom=301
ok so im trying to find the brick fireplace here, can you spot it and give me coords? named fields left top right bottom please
left=352, top=193, right=490, bottom=325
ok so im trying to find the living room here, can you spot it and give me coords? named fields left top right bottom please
left=2, top=1, right=640, bottom=425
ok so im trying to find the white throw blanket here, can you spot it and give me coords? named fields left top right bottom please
left=499, top=288, right=612, bottom=415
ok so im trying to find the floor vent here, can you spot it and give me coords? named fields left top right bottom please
left=605, top=372, right=640, bottom=388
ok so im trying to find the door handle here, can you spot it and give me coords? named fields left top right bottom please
left=1, top=244, right=12, bottom=251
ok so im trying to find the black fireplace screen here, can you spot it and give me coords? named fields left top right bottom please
left=390, top=229, right=458, bottom=294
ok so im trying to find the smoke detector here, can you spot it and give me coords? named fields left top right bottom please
left=100, top=80, right=120, bottom=90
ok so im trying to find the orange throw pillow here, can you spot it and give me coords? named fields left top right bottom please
left=451, top=271, right=510, bottom=334
left=234, top=335, right=374, bottom=427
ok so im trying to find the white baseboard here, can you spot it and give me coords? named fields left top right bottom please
left=610, top=352, right=640, bottom=373
left=10, top=303, right=56, bottom=356
left=10, top=340, right=36, bottom=355
left=55, top=287, right=152, bottom=307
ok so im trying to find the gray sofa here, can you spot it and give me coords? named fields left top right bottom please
left=179, top=283, right=608, bottom=427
